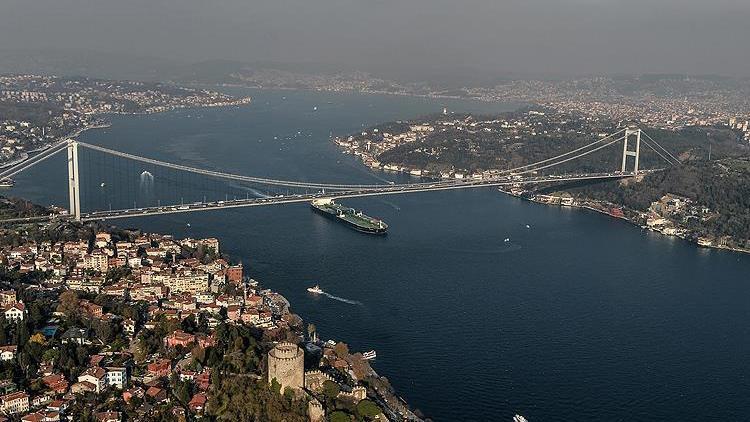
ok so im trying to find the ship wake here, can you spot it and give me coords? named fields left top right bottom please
left=322, top=292, right=362, bottom=306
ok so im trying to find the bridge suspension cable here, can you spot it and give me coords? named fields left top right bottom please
left=641, top=131, right=681, bottom=165
left=512, top=134, right=628, bottom=176
left=75, top=141, right=397, bottom=191
left=497, top=128, right=627, bottom=175
left=0, top=140, right=69, bottom=179
left=639, top=137, right=679, bottom=166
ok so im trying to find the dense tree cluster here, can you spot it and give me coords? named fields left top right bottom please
left=565, top=158, right=750, bottom=241
left=370, top=111, right=748, bottom=175
left=208, top=376, right=308, bottom=421
left=0, top=101, right=61, bottom=125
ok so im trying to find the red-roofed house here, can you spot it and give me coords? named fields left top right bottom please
left=42, top=374, right=69, bottom=394
left=77, top=367, right=106, bottom=393
left=188, top=393, right=207, bottom=414
left=164, top=330, right=195, bottom=348
left=147, top=359, right=171, bottom=378
left=95, top=411, right=121, bottom=422
left=3, top=302, right=25, bottom=322
left=227, top=264, right=243, bottom=284
left=0, top=346, right=17, bottom=362
left=226, top=305, right=241, bottom=322
left=145, top=386, right=167, bottom=403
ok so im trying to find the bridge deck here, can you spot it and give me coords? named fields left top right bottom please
left=73, top=172, right=639, bottom=222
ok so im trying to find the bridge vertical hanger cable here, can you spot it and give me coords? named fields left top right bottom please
left=0, top=127, right=673, bottom=224
left=641, top=131, right=681, bottom=164
left=77, top=132, right=630, bottom=191
left=0, top=140, right=68, bottom=179
left=129, top=157, right=134, bottom=209
left=499, top=128, right=627, bottom=175
left=82, top=146, right=88, bottom=214
left=639, top=137, right=678, bottom=166
left=512, top=135, right=627, bottom=176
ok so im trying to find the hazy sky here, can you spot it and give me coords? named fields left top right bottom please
left=2, top=0, right=750, bottom=77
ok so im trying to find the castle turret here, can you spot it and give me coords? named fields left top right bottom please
left=307, top=397, right=325, bottom=422
left=267, top=342, right=305, bottom=392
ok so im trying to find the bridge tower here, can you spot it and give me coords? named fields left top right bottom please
left=621, top=128, right=642, bottom=174
left=67, top=140, right=81, bottom=221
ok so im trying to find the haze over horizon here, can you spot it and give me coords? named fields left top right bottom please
left=2, top=0, right=750, bottom=79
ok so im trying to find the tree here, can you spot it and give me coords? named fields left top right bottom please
left=191, top=345, right=206, bottom=365
left=322, top=380, right=340, bottom=401
left=93, top=320, right=115, bottom=344
left=356, top=400, right=381, bottom=419
left=29, top=301, right=45, bottom=327
left=0, top=318, right=7, bottom=344
left=270, top=378, right=281, bottom=394
left=42, top=348, right=59, bottom=363
left=207, top=376, right=307, bottom=421
left=58, top=290, right=80, bottom=317
left=14, top=320, right=29, bottom=345
left=133, top=338, right=148, bottom=364
left=350, top=355, right=371, bottom=380
left=329, top=411, right=351, bottom=422
left=333, top=342, right=349, bottom=358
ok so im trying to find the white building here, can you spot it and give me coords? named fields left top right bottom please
left=77, top=367, right=106, bottom=393
left=0, top=391, right=29, bottom=414
left=0, top=345, right=17, bottom=361
left=3, top=302, right=25, bottom=322
left=105, top=367, right=128, bottom=389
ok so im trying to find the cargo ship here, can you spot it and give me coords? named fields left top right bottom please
left=311, top=199, right=388, bottom=235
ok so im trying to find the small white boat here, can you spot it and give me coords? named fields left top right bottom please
left=100, top=182, right=106, bottom=187
left=504, top=238, right=510, bottom=243
left=525, top=224, right=531, bottom=229
left=362, top=350, right=377, bottom=360
left=513, top=415, right=528, bottom=422
left=307, top=285, right=324, bottom=294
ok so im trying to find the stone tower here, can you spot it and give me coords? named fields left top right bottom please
left=307, top=397, right=325, bottom=422
left=267, top=342, right=305, bottom=392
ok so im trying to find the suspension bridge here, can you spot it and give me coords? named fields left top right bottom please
left=0, top=127, right=679, bottom=223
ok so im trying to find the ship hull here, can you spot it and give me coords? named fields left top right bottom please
left=311, top=202, right=388, bottom=235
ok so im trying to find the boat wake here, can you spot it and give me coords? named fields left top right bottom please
left=322, top=292, right=362, bottom=306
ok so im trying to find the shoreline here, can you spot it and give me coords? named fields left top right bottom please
left=208, top=81, right=531, bottom=106
left=497, top=187, right=750, bottom=256
left=0, top=96, right=251, bottom=170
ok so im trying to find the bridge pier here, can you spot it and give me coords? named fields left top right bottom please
left=67, top=140, right=81, bottom=221
left=621, top=128, right=641, bottom=174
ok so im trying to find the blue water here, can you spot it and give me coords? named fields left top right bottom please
left=9, top=89, right=750, bottom=421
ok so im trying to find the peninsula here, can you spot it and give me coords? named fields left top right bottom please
left=0, top=74, right=251, bottom=169
left=0, top=199, right=422, bottom=421
left=334, top=110, right=750, bottom=253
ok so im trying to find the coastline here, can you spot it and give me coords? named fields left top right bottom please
left=497, top=187, right=750, bottom=256
left=0, top=96, right=251, bottom=170
left=209, top=81, right=528, bottom=106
